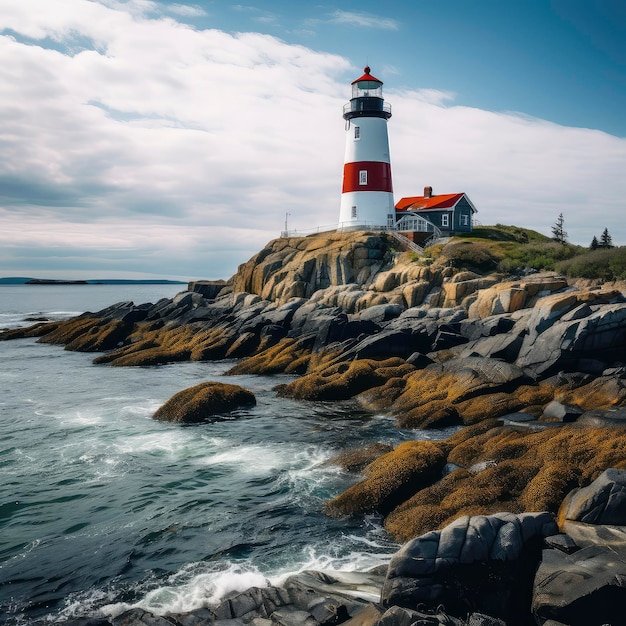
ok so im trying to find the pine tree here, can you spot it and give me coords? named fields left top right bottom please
left=600, top=228, right=613, bottom=249
left=590, top=236, right=599, bottom=250
left=551, top=213, right=567, bottom=244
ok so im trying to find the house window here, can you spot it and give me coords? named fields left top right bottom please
left=460, top=214, right=469, bottom=226
left=351, top=205, right=357, bottom=218
left=359, top=170, right=367, bottom=185
left=387, top=213, right=395, bottom=228
left=441, top=214, right=449, bottom=227
left=354, top=126, right=360, bottom=140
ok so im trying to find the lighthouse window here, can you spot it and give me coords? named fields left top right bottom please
left=351, top=206, right=357, bottom=218
left=359, top=170, right=367, bottom=185
left=354, top=126, right=360, bottom=140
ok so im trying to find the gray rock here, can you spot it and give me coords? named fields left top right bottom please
left=174, top=608, right=216, bottom=625
left=406, top=352, right=434, bottom=369
left=212, top=586, right=290, bottom=621
left=464, top=615, right=506, bottom=626
left=561, top=521, right=626, bottom=550
left=458, top=332, right=524, bottom=362
left=335, top=603, right=385, bottom=626
left=382, top=512, right=557, bottom=623
left=111, top=609, right=178, bottom=625
left=270, top=608, right=318, bottom=626
left=516, top=303, right=626, bottom=377
left=306, top=597, right=349, bottom=625
left=532, top=544, right=626, bottom=626
left=541, top=401, right=583, bottom=423
left=559, top=468, right=626, bottom=526
left=544, top=533, right=580, bottom=554
left=577, top=407, right=626, bottom=427
left=284, top=571, right=383, bottom=613
left=498, top=412, right=536, bottom=423
left=354, top=304, right=404, bottom=324
left=188, top=280, right=226, bottom=300
left=351, top=330, right=429, bottom=360
left=431, top=326, right=469, bottom=351
left=457, top=315, right=516, bottom=341
left=377, top=605, right=463, bottom=626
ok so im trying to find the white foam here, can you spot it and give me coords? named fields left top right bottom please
left=61, top=530, right=396, bottom=621
left=100, top=562, right=269, bottom=618
left=202, top=443, right=292, bottom=475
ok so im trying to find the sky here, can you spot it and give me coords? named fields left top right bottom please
left=0, top=0, right=625, bottom=281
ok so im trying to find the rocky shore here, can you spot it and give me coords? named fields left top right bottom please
left=4, top=230, right=626, bottom=626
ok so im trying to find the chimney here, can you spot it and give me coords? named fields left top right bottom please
left=424, top=186, right=433, bottom=198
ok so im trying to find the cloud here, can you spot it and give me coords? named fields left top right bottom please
left=329, top=10, right=400, bottom=30
left=388, top=93, right=626, bottom=246
left=167, top=4, right=207, bottom=18
left=0, top=0, right=624, bottom=281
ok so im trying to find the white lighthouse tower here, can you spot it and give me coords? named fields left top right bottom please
left=339, top=66, right=394, bottom=230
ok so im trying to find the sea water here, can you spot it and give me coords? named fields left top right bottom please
left=0, top=285, right=454, bottom=624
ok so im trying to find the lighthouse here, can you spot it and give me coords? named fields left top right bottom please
left=339, top=66, right=394, bottom=230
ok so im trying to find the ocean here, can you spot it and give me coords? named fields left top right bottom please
left=0, top=285, right=453, bottom=624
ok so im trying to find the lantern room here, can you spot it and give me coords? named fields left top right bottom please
left=343, top=66, right=392, bottom=121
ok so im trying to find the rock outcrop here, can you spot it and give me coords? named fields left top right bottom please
left=152, top=382, right=256, bottom=423
left=382, top=512, right=557, bottom=625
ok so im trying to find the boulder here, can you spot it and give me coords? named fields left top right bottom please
left=275, top=358, right=413, bottom=402
left=516, top=302, right=626, bottom=378
left=188, top=279, right=226, bottom=299
left=111, top=609, right=178, bottom=625
left=324, top=440, right=448, bottom=517
left=382, top=512, right=557, bottom=624
left=532, top=544, right=626, bottom=626
left=540, top=401, right=583, bottom=423
left=349, top=330, right=431, bottom=360
left=152, top=382, right=256, bottom=423
left=557, top=468, right=626, bottom=527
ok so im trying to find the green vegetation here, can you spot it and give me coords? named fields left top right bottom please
left=419, top=224, right=625, bottom=280
left=497, top=241, right=581, bottom=274
left=556, top=247, right=626, bottom=281
left=436, top=225, right=582, bottom=274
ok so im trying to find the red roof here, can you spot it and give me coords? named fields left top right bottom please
left=396, top=193, right=465, bottom=212
left=351, top=66, right=383, bottom=85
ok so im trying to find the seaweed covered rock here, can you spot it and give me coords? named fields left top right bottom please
left=276, top=358, right=414, bottom=402
left=327, top=422, right=626, bottom=543
left=360, top=357, right=532, bottom=429
left=324, top=440, right=449, bottom=517
left=382, top=512, right=558, bottom=625
left=152, top=382, right=256, bottom=423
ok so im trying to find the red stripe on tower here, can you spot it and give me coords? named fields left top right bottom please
left=342, top=162, right=393, bottom=193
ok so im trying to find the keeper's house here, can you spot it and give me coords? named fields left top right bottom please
left=395, top=186, right=477, bottom=244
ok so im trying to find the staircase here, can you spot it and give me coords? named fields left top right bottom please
left=389, top=230, right=425, bottom=255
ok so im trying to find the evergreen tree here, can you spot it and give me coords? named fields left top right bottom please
left=590, top=236, right=599, bottom=250
left=600, top=228, right=613, bottom=249
left=551, top=213, right=568, bottom=244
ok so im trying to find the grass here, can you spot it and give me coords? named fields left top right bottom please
left=418, top=224, right=600, bottom=276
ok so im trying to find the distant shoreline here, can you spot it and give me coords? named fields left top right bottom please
left=0, top=278, right=187, bottom=286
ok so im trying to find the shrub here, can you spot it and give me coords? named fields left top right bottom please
left=443, top=241, right=499, bottom=271
left=497, top=242, right=581, bottom=273
left=556, top=247, right=626, bottom=280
